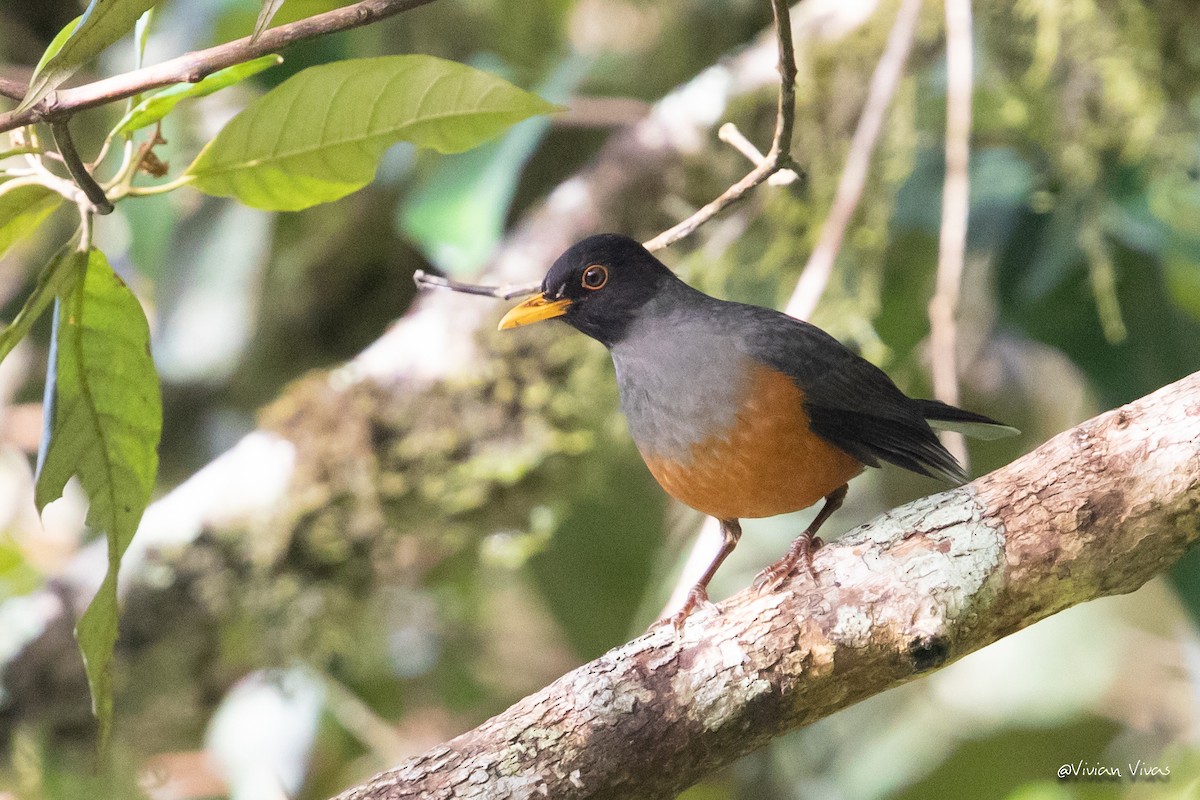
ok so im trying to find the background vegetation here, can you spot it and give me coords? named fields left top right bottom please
left=1, top=0, right=1199, bottom=798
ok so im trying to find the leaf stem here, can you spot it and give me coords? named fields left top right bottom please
left=51, top=120, right=113, bottom=214
left=0, top=146, right=43, bottom=161
left=103, top=138, right=142, bottom=194
left=117, top=171, right=194, bottom=198
left=77, top=203, right=93, bottom=253
left=0, top=175, right=50, bottom=197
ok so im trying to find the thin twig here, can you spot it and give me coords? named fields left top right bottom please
left=929, top=0, right=973, bottom=468
left=13, top=143, right=87, bottom=206
left=416, top=0, right=798, bottom=300
left=0, top=0, right=437, bottom=134
left=412, top=271, right=541, bottom=300
left=641, top=0, right=796, bottom=252
left=6, top=127, right=64, bottom=164
left=718, top=123, right=799, bottom=186
left=50, top=120, right=113, bottom=214
left=785, top=0, right=923, bottom=321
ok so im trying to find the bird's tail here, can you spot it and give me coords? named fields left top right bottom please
left=916, top=399, right=1020, bottom=441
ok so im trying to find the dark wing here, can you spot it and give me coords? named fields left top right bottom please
left=731, top=304, right=969, bottom=484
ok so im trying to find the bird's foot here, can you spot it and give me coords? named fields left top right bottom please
left=752, top=533, right=824, bottom=593
left=650, top=586, right=720, bottom=635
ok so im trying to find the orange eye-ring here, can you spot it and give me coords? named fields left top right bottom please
left=582, top=265, right=608, bottom=290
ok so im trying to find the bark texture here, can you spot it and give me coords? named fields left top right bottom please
left=334, top=371, right=1200, bottom=800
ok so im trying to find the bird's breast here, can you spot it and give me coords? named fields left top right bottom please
left=614, top=341, right=863, bottom=520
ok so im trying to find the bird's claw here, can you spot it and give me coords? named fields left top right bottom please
left=753, top=533, right=823, bottom=594
left=650, top=586, right=720, bottom=635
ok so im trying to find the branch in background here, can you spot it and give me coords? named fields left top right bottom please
left=551, top=96, right=654, bottom=129
left=332, top=372, right=1200, bottom=800
left=0, top=0, right=437, bottom=133
left=928, top=0, right=974, bottom=467
left=785, top=0, right=924, bottom=320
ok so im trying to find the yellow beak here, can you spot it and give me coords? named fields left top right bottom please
left=498, top=294, right=572, bottom=330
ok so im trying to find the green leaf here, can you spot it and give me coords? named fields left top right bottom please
left=133, top=8, right=153, bottom=70
left=113, top=55, right=283, bottom=135
left=252, top=0, right=288, bottom=43
left=19, top=0, right=160, bottom=113
left=400, top=56, right=587, bottom=275
left=128, top=7, right=154, bottom=108
left=184, top=55, right=562, bottom=211
left=0, top=245, right=82, bottom=366
left=30, top=15, right=82, bottom=79
left=35, top=248, right=161, bottom=751
left=0, top=183, right=63, bottom=262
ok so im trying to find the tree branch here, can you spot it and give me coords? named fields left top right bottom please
left=0, top=0, right=437, bottom=133
left=332, top=370, right=1200, bottom=800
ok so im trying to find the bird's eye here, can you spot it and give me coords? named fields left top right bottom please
left=582, top=265, right=608, bottom=290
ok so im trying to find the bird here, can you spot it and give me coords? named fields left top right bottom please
left=498, top=234, right=1016, bottom=631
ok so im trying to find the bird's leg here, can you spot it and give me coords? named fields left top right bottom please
left=753, top=483, right=848, bottom=593
left=664, top=518, right=743, bottom=633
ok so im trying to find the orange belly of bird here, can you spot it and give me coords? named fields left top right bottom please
left=642, top=364, right=863, bottom=520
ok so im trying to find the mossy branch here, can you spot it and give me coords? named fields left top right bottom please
left=333, top=371, right=1200, bottom=800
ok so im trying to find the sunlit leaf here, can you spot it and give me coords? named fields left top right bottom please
left=0, top=183, right=63, bottom=262
left=134, top=7, right=153, bottom=70
left=400, top=56, right=586, bottom=276
left=35, top=248, right=161, bottom=750
left=20, top=0, right=159, bottom=113
left=0, top=245, right=82, bottom=366
left=128, top=7, right=154, bottom=108
left=30, top=15, right=82, bottom=79
left=184, top=55, right=561, bottom=211
left=252, top=0, right=288, bottom=43
left=113, top=55, right=283, bottom=135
